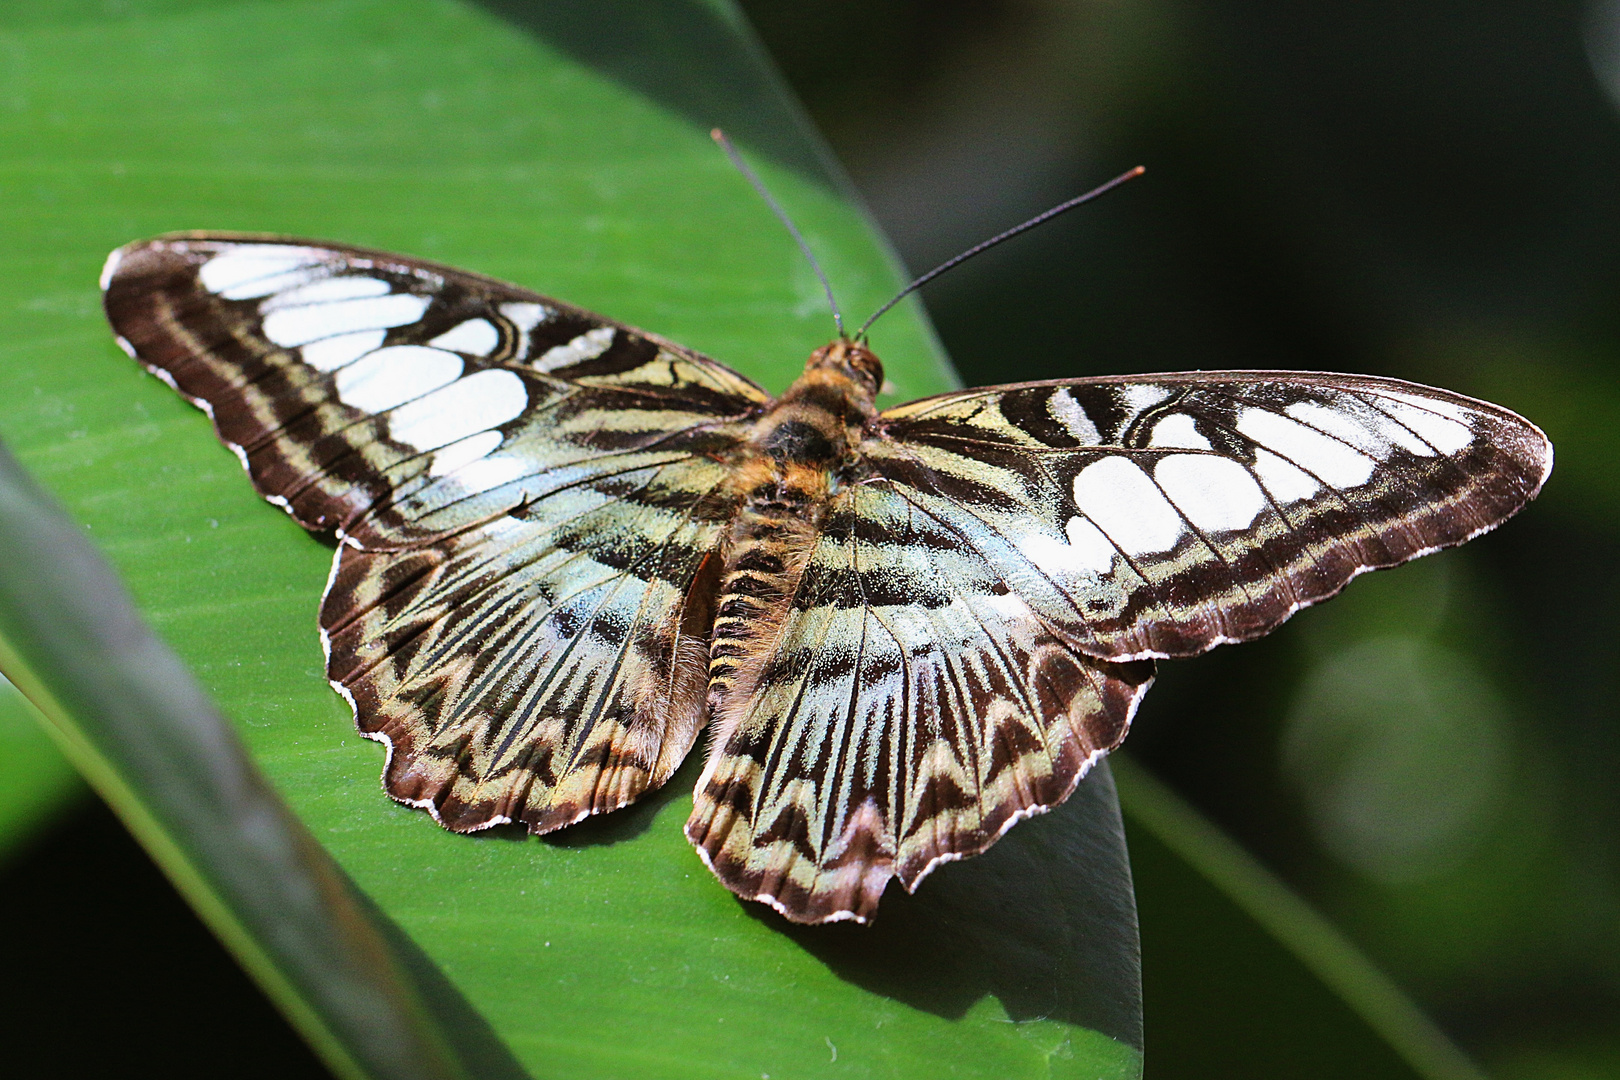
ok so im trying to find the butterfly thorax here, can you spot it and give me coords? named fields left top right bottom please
left=749, top=339, right=883, bottom=465
left=706, top=340, right=883, bottom=711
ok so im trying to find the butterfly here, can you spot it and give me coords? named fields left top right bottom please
left=102, top=231, right=1552, bottom=924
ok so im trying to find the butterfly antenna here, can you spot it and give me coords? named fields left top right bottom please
left=712, top=128, right=847, bottom=339
left=855, top=165, right=1145, bottom=341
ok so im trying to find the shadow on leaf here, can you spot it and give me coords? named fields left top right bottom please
left=472, top=0, right=839, bottom=185
left=349, top=884, right=535, bottom=1080
left=757, top=761, right=1143, bottom=1049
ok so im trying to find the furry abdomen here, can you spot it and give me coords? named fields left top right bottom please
left=706, top=459, right=826, bottom=711
left=704, top=355, right=878, bottom=721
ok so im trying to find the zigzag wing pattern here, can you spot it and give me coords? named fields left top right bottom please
left=104, top=233, right=765, bottom=832
left=873, top=372, right=1553, bottom=661
left=687, top=479, right=1155, bottom=924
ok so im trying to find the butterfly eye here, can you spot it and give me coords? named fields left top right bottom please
left=843, top=342, right=884, bottom=396
left=811, top=339, right=882, bottom=397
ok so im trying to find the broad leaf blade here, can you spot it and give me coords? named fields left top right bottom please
left=0, top=2, right=1142, bottom=1077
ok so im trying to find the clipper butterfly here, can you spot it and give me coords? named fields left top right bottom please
left=103, top=233, right=1551, bottom=923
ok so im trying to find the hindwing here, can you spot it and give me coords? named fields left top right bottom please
left=688, top=479, right=1154, bottom=923
left=104, top=233, right=765, bottom=831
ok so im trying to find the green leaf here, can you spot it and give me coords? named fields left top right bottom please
left=0, top=2, right=1143, bottom=1077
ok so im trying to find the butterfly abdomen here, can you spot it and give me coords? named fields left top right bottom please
left=706, top=460, right=825, bottom=708
left=705, top=343, right=882, bottom=722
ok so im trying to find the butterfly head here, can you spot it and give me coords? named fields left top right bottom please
left=805, top=339, right=884, bottom=402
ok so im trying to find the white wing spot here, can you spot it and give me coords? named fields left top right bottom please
left=980, top=590, right=1034, bottom=621
left=1373, top=397, right=1473, bottom=454
left=1148, top=413, right=1214, bottom=451
left=261, top=294, right=431, bottom=348
left=1383, top=389, right=1471, bottom=423
left=1073, top=457, right=1185, bottom=556
left=1285, top=399, right=1420, bottom=457
left=429, top=318, right=501, bottom=356
left=499, top=302, right=549, bottom=331
left=1155, top=454, right=1267, bottom=532
left=536, top=327, right=615, bottom=373
left=453, top=454, right=531, bottom=495
left=334, top=345, right=462, bottom=413
left=200, top=245, right=327, bottom=298
left=1048, top=388, right=1102, bottom=444
left=429, top=430, right=503, bottom=477
left=1119, top=384, right=1171, bottom=413
left=1252, top=449, right=1322, bottom=503
left=300, top=330, right=386, bottom=373
left=220, top=268, right=331, bottom=301
left=1067, top=516, right=1119, bottom=574
left=259, top=275, right=392, bottom=311
left=388, top=369, right=528, bottom=451
left=1236, top=407, right=1375, bottom=488
left=1021, top=529, right=1111, bottom=578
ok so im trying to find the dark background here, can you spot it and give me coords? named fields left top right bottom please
left=4, top=2, right=1616, bottom=1077
left=745, top=1, right=1618, bottom=1075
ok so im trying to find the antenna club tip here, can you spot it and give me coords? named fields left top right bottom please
left=710, top=127, right=726, bottom=143
left=1129, top=165, right=1146, bottom=177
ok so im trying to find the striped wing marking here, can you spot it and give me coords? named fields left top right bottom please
left=872, top=372, right=1551, bottom=661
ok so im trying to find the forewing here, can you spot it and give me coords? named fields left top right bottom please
left=103, top=233, right=768, bottom=546
left=104, top=234, right=765, bottom=831
left=687, top=480, right=1155, bottom=924
left=872, top=372, right=1552, bottom=660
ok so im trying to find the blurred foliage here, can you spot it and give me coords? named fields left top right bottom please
left=740, top=0, right=1620, bottom=1075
